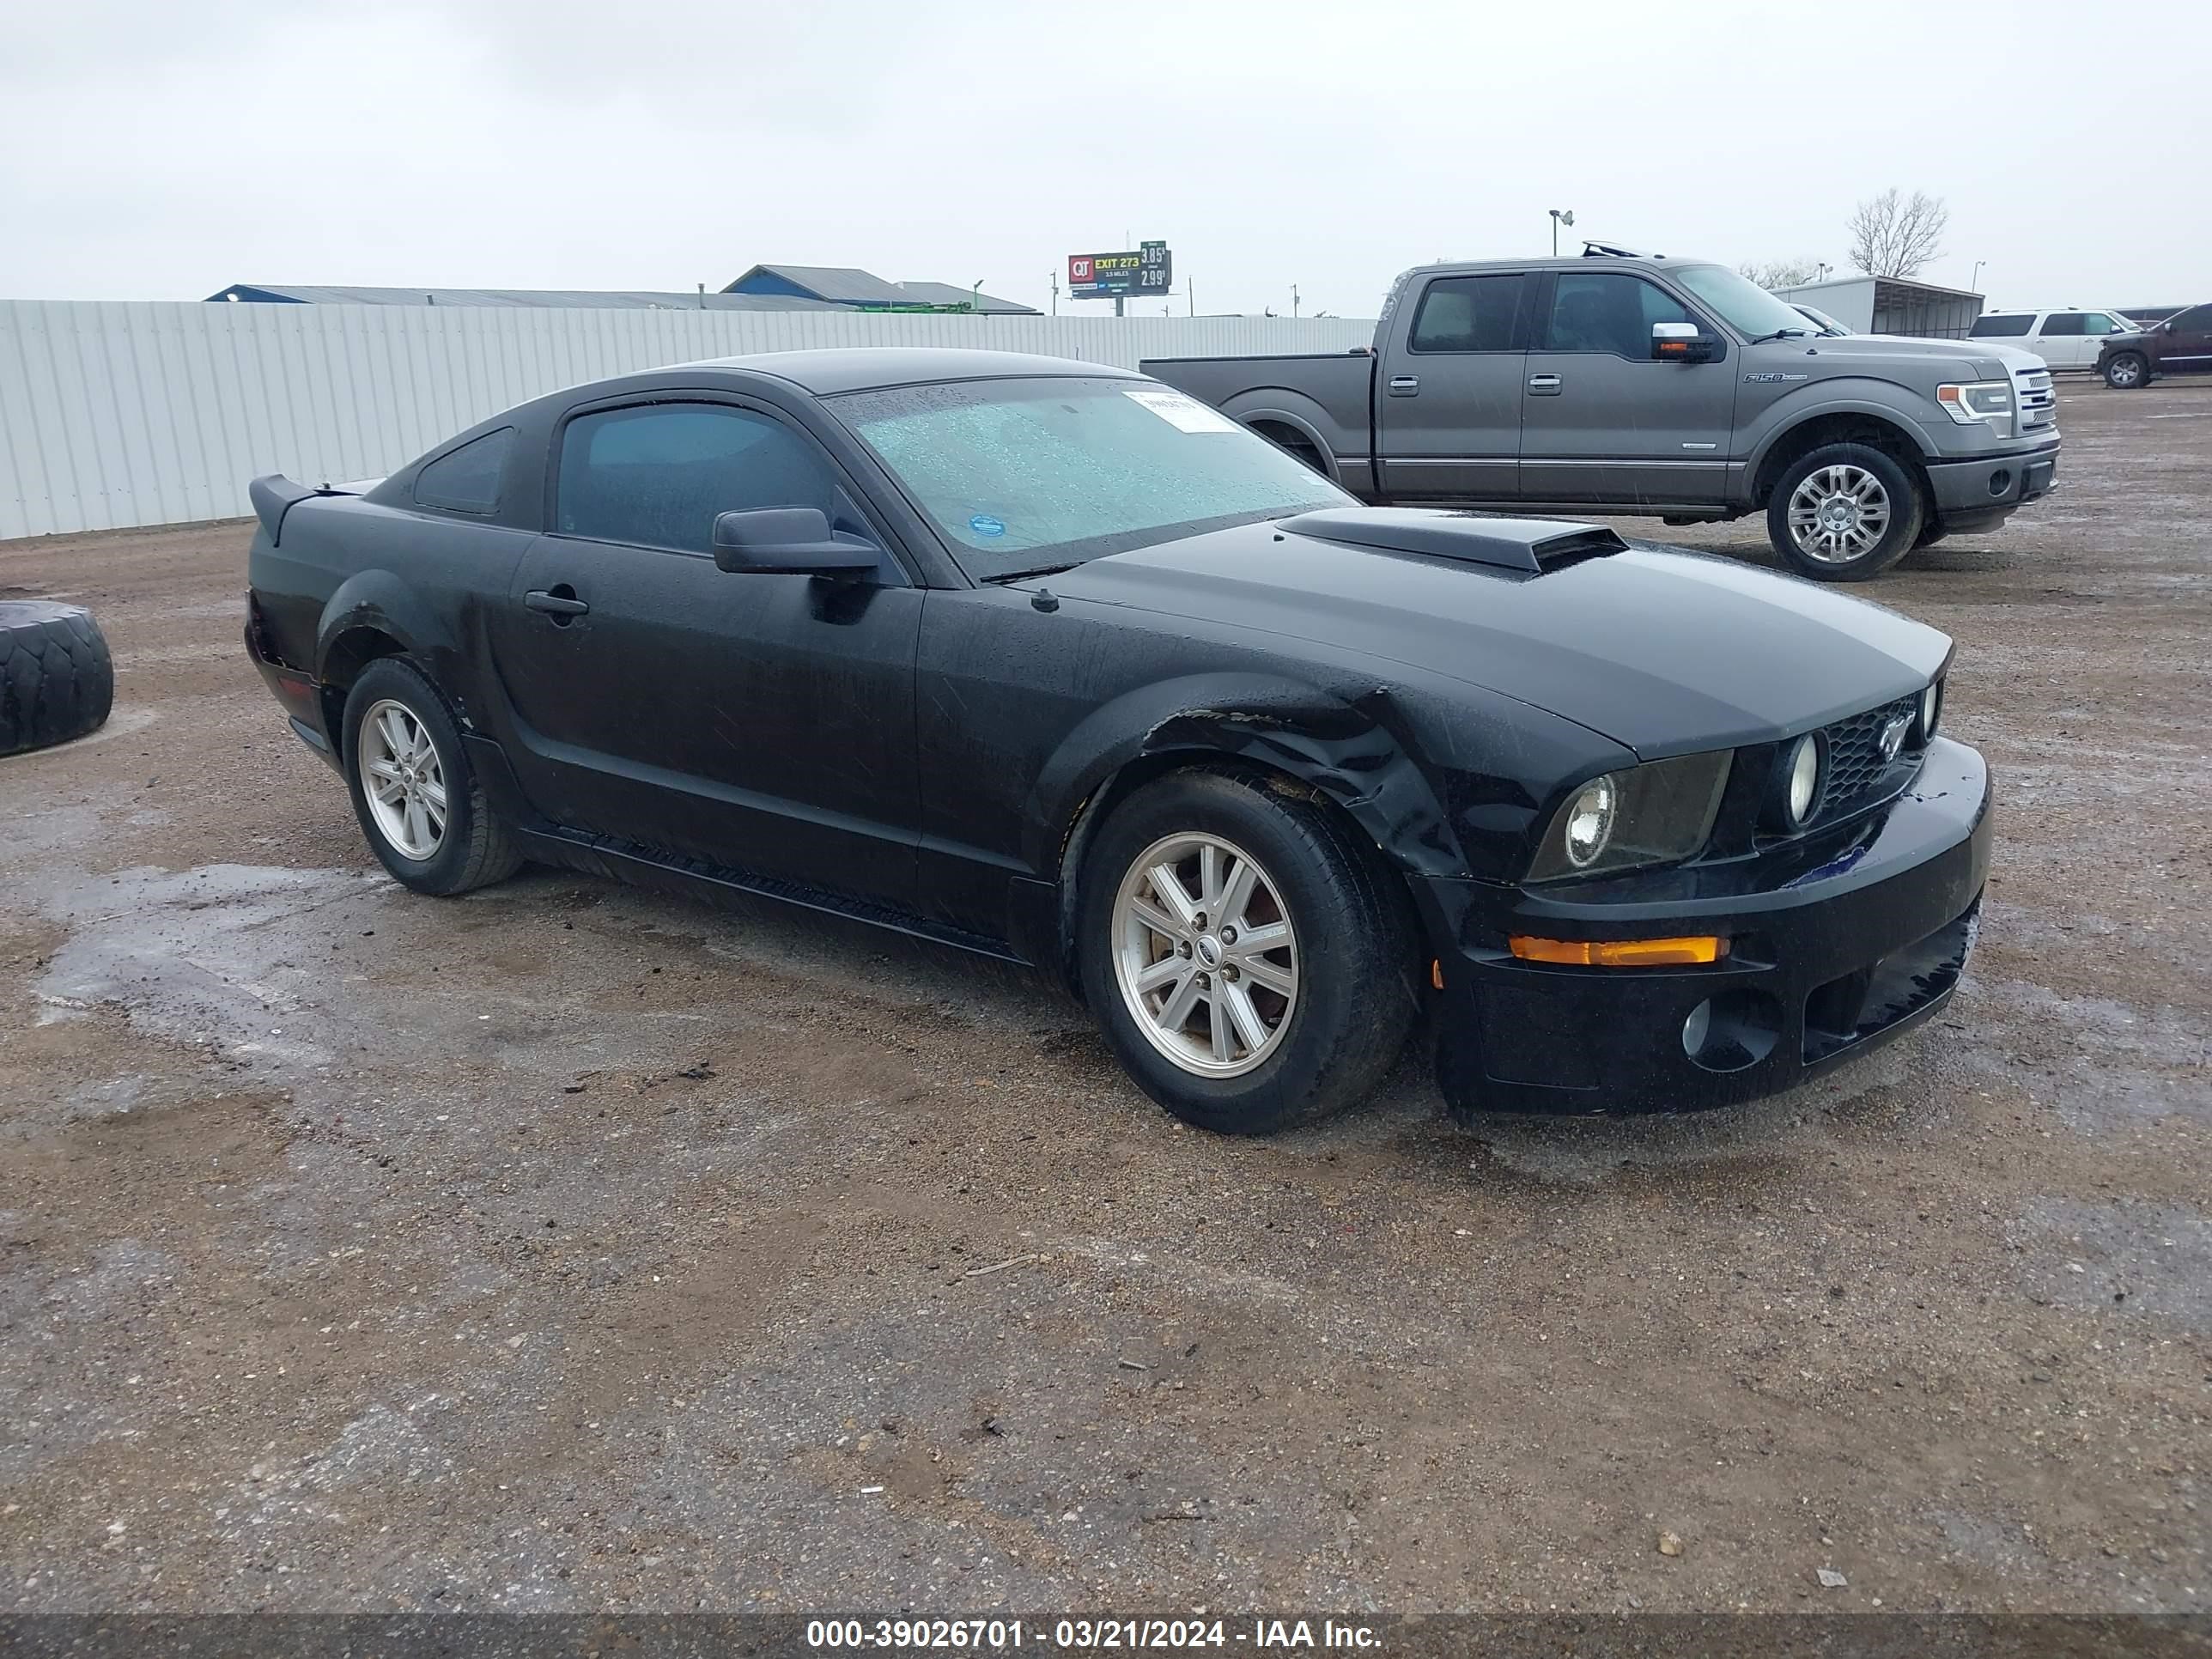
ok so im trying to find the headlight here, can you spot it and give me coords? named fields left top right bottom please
left=1785, top=734, right=1821, bottom=825
left=1561, top=775, right=1617, bottom=868
left=1918, top=679, right=1942, bottom=743
left=1528, top=751, right=1733, bottom=882
left=1936, top=380, right=2014, bottom=427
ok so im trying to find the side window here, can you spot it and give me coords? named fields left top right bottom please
left=1968, top=314, right=2034, bottom=337
left=2171, top=306, right=2212, bottom=336
left=2040, top=313, right=2087, bottom=336
left=1407, top=275, right=1525, bottom=353
left=413, top=428, right=513, bottom=514
left=556, top=404, right=842, bottom=554
left=1540, top=274, right=1695, bottom=358
left=2082, top=313, right=2122, bottom=335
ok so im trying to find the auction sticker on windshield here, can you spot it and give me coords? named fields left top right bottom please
left=1122, top=386, right=1241, bottom=434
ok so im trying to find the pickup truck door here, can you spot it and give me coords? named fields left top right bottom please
left=1372, top=272, right=1529, bottom=501
left=1517, top=272, right=1738, bottom=506
left=485, top=396, right=923, bottom=910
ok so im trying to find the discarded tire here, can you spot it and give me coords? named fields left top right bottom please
left=0, top=600, right=114, bottom=757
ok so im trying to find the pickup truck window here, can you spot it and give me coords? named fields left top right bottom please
left=1408, top=275, right=1524, bottom=353
left=1540, top=274, right=1695, bottom=358
left=832, top=376, right=1347, bottom=580
left=1668, top=264, right=1813, bottom=341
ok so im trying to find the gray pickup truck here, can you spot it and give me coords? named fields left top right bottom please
left=1144, top=252, right=2060, bottom=581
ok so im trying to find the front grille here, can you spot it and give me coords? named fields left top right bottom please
left=1816, top=694, right=1920, bottom=822
left=2014, top=366, right=2057, bottom=428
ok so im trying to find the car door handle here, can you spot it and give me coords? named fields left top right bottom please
left=1527, top=374, right=1562, bottom=395
left=524, top=588, right=590, bottom=617
left=1387, top=374, right=1420, bottom=396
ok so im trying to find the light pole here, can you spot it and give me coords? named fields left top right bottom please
left=1816, top=262, right=1832, bottom=282
left=1048, top=270, right=1058, bottom=315
left=1291, top=283, right=1301, bottom=319
left=1971, top=260, right=1986, bottom=294
left=1549, top=209, right=1575, bottom=256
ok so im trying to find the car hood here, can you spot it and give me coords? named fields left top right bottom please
left=1794, top=332, right=2027, bottom=378
left=1042, top=517, right=1952, bottom=756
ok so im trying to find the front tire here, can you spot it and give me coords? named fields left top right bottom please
left=342, top=659, right=521, bottom=896
left=1076, top=769, right=1416, bottom=1135
left=1767, top=442, right=1924, bottom=582
left=2102, top=352, right=2147, bottom=390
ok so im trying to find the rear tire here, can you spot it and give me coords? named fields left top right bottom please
left=1076, top=768, right=1417, bottom=1135
left=2102, top=352, right=2147, bottom=390
left=342, top=659, right=521, bottom=896
left=1766, top=442, right=1924, bottom=582
left=0, top=601, right=113, bottom=757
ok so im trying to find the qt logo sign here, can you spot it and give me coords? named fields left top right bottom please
left=1069, top=258, right=1091, bottom=282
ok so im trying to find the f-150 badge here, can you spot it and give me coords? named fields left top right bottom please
left=1744, top=372, right=1810, bottom=383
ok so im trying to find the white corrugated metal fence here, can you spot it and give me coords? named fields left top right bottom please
left=0, top=301, right=1376, bottom=540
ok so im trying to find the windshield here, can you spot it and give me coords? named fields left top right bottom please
left=1672, top=264, right=1826, bottom=340
left=829, top=376, right=1351, bottom=580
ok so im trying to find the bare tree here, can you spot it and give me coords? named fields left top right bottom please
left=1848, top=189, right=1949, bottom=278
left=1739, top=257, right=1826, bottom=289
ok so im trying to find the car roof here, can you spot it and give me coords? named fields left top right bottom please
left=690, top=346, right=1146, bottom=395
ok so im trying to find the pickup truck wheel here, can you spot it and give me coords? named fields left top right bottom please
left=1076, top=769, right=1416, bottom=1135
left=342, top=659, right=522, bottom=896
left=1768, top=443, right=1923, bottom=582
left=2102, top=352, right=2147, bottom=390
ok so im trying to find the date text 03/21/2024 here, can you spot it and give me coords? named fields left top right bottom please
left=804, top=1619, right=1382, bottom=1650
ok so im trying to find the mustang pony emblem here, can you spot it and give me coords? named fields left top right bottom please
left=1880, top=712, right=1913, bottom=762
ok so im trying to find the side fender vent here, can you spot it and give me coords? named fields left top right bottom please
left=1279, top=507, right=1628, bottom=575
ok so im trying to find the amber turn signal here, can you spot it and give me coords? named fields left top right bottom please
left=1510, top=935, right=1729, bottom=967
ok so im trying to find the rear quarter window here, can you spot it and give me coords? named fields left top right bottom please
left=412, top=428, right=514, bottom=514
left=1968, top=315, right=2035, bottom=337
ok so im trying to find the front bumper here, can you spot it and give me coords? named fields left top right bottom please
left=1924, top=439, right=2058, bottom=530
left=1427, top=737, right=1992, bottom=1115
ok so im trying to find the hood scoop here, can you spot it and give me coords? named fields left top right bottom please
left=1279, top=507, right=1627, bottom=574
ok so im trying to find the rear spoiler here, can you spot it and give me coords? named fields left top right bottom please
left=247, top=473, right=382, bottom=546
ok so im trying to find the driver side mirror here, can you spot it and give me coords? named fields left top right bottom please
left=1652, top=321, right=1718, bottom=363
left=711, top=507, right=881, bottom=577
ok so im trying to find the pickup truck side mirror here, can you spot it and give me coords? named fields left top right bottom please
left=711, top=507, right=882, bottom=577
left=1652, top=322, right=1718, bottom=364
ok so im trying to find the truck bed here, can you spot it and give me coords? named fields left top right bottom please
left=1139, top=349, right=1377, bottom=494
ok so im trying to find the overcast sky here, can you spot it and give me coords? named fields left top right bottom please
left=4, top=0, right=2206, bottom=317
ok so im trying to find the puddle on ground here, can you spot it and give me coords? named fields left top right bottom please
left=1969, top=977, right=2212, bottom=1131
left=2012, top=1196, right=2212, bottom=1333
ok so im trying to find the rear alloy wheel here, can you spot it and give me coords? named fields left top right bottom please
left=1077, top=769, right=1416, bottom=1135
left=2102, top=352, right=2147, bottom=390
left=1767, top=442, right=1923, bottom=582
left=342, top=658, right=521, bottom=896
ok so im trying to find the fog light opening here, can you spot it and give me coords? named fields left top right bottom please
left=1987, top=468, right=2012, bottom=498
left=1681, top=988, right=1783, bottom=1073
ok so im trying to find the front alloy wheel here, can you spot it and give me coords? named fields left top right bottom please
left=1111, top=831, right=1299, bottom=1078
left=1076, top=768, right=1416, bottom=1134
left=2103, top=352, right=2146, bottom=389
left=1787, top=464, right=1892, bottom=565
left=1766, top=441, right=1923, bottom=581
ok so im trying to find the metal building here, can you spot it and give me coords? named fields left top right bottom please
left=722, top=264, right=1037, bottom=313
left=1771, top=275, right=1985, bottom=340
left=205, top=283, right=841, bottom=311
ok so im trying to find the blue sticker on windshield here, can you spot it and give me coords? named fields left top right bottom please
left=969, top=514, right=1006, bottom=538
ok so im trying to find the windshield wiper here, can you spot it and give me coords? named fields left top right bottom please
left=1748, top=326, right=1814, bottom=345
left=981, top=562, right=1084, bottom=584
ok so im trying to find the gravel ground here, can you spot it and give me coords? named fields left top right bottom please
left=2, top=379, right=2207, bottom=1617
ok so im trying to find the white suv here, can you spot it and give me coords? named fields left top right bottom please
left=1968, top=307, right=2143, bottom=370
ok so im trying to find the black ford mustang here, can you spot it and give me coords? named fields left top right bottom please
left=246, top=348, right=1990, bottom=1134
